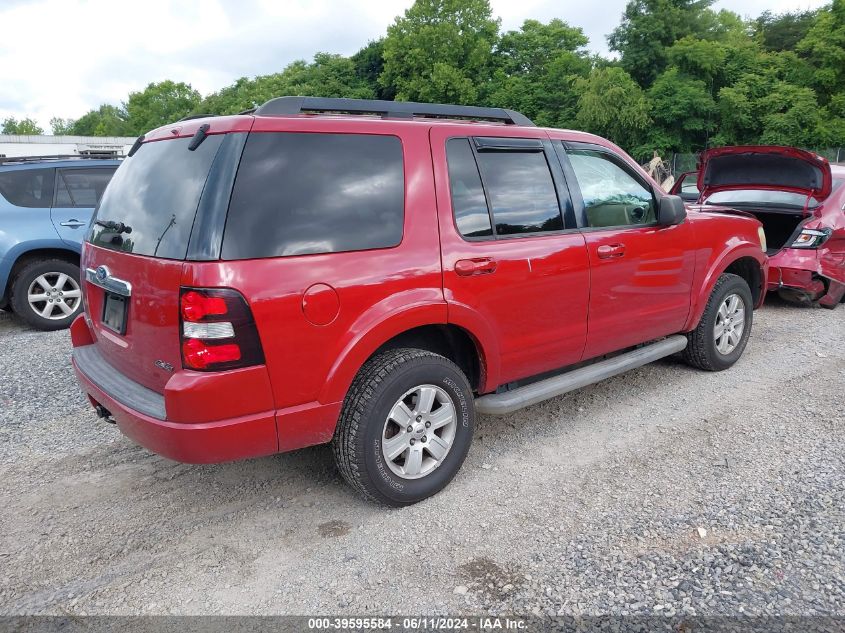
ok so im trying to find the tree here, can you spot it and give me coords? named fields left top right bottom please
left=380, top=0, right=499, bottom=104
left=199, top=53, right=376, bottom=115
left=488, top=19, right=591, bottom=127
left=574, top=67, right=651, bottom=154
left=608, top=0, right=720, bottom=87
left=2, top=117, right=44, bottom=135
left=646, top=68, right=716, bottom=153
left=754, top=9, right=819, bottom=52
left=70, top=105, right=128, bottom=136
left=50, top=117, right=76, bottom=135
left=124, top=80, right=202, bottom=134
left=352, top=39, right=394, bottom=100
left=796, top=0, right=845, bottom=103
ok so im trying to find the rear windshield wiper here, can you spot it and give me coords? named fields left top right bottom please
left=94, top=219, right=132, bottom=234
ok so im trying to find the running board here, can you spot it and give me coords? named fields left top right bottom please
left=475, top=335, right=688, bottom=416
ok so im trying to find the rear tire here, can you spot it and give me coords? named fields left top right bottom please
left=683, top=273, right=753, bottom=371
left=332, top=348, right=475, bottom=506
left=10, top=259, right=83, bottom=331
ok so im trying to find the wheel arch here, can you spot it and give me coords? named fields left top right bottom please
left=684, top=245, right=766, bottom=331
left=318, top=305, right=491, bottom=406
left=1, top=241, right=81, bottom=304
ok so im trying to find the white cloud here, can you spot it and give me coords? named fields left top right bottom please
left=0, top=0, right=832, bottom=131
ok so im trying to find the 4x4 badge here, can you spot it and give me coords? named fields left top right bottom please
left=154, top=360, right=174, bottom=373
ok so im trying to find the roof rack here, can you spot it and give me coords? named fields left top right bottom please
left=0, top=154, right=122, bottom=165
left=254, top=97, right=535, bottom=127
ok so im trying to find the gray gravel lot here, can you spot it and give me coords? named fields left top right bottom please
left=0, top=298, right=843, bottom=620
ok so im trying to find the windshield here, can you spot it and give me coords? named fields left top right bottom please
left=705, top=189, right=819, bottom=209
left=88, top=135, right=223, bottom=259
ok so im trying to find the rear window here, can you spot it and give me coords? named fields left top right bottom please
left=89, top=136, right=223, bottom=259
left=706, top=189, right=820, bottom=209
left=0, top=168, right=55, bottom=208
left=221, top=132, right=404, bottom=259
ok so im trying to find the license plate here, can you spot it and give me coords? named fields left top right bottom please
left=102, top=292, right=127, bottom=334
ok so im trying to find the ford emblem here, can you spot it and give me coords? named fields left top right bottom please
left=95, top=266, right=109, bottom=282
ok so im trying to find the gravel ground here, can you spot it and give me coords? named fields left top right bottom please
left=0, top=297, right=843, bottom=621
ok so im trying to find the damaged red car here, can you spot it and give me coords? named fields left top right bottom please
left=674, top=146, right=845, bottom=307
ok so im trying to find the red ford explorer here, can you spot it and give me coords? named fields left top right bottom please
left=71, top=97, right=767, bottom=505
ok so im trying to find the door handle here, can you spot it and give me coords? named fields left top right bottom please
left=60, top=220, right=86, bottom=228
left=455, top=257, right=497, bottom=276
left=597, top=243, right=626, bottom=259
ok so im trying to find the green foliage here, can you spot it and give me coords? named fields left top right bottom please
left=380, top=0, right=499, bottom=104
left=608, top=0, right=720, bottom=87
left=14, top=0, right=844, bottom=155
left=2, top=117, right=44, bottom=135
left=754, top=9, right=820, bottom=52
left=49, top=117, right=76, bottom=135
left=575, top=67, right=652, bottom=154
left=124, top=81, right=201, bottom=134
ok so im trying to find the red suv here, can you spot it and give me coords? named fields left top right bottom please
left=71, top=97, right=767, bottom=505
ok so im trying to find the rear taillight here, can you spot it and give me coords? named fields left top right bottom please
left=179, top=288, right=264, bottom=371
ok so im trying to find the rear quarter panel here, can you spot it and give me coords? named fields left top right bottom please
left=183, top=119, right=445, bottom=446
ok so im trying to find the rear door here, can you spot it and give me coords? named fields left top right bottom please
left=558, top=142, right=696, bottom=360
left=431, top=126, right=589, bottom=386
left=52, top=166, right=117, bottom=245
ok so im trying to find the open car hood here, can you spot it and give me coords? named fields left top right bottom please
left=699, top=146, right=832, bottom=200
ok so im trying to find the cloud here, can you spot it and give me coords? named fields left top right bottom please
left=0, top=0, right=832, bottom=131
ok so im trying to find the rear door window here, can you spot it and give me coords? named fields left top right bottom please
left=445, top=138, right=564, bottom=239
left=89, top=136, right=223, bottom=259
left=0, top=168, right=55, bottom=208
left=55, top=167, right=117, bottom=207
left=222, top=132, right=404, bottom=259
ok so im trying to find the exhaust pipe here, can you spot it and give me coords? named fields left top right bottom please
left=94, top=404, right=116, bottom=424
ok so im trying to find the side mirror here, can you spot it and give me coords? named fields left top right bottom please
left=658, top=195, right=687, bottom=226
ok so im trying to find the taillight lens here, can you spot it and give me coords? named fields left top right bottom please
left=179, top=288, right=264, bottom=371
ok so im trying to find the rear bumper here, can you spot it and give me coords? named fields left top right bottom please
left=72, top=343, right=278, bottom=464
left=766, top=250, right=844, bottom=305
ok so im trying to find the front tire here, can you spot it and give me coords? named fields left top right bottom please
left=683, top=273, right=753, bottom=371
left=10, top=259, right=83, bottom=331
left=332, top=348, right=475, bottom=506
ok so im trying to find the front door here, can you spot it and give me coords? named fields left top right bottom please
left=559, top=143, right=695, bottom=360
left=430, top=127, right=590, bottom=388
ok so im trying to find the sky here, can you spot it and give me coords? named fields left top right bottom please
left=0, top=0, right=832, bottom=132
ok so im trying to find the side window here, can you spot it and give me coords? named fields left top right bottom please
left=476, top=149, right=563, bottom=235
left=55, top=168, right=117, bottom=207
left=445, top=137, right=563, bottom=238
left=445, top=138, right=492, bottom=238
left=681, top=174, right=700, bottom=194
left=566, top=149, right=656, bottom=228
left=0, top=168, right=55, bottom=208
left=223, top=133, right=404, bottom=259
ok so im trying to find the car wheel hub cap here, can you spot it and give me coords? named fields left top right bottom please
left=27, top=273, right=81, bottom=320
left=714, top=293, right=746, bottom=355
left=381, top=384, right=457, bottom=480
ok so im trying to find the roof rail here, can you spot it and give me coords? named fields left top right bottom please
left=0, top=154, right=122, bottom=164
left=254, top=97, right=535, bottom=127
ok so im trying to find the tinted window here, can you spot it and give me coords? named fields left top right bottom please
left=475, top=150, right=562, bottom=235
left=567, top=149, right=656, bottom=228
left=0, top=168, right=55, bottom=208
left=89, top=136, right=223, bottom=259
left=222, top=133, right=404, bottom=259
left=446, top=138, right=492, bottom=238
left=55, top=167, right=116, bottom=207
